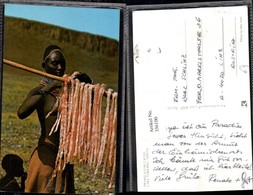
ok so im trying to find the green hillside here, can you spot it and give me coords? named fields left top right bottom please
left=3, top=16, right=119, bottom=90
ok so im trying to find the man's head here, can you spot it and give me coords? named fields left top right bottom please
left=42, top=45, right=66, bottom=76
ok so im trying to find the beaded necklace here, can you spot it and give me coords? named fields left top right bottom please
left=40, top=77, right=60, bottom=98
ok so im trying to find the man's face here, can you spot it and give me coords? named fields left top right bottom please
left=43, top=51, right=66, bottom=76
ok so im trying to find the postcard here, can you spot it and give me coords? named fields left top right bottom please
left=0, top=1, right=122, bottom=194
left=132, top=5, right=253, bottom=192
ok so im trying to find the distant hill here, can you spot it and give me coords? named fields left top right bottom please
left=3, top=16, right=119, bottom=90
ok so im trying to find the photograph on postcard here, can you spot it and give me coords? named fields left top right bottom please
left=0, top=2, right=121, bottom=194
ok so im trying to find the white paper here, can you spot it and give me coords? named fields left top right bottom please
left=132, top=6, right=253, bottom=192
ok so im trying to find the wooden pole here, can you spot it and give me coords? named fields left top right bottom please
left=3, top=58, right=117, bottom=96
left=3, top=59, right=64, bottom=81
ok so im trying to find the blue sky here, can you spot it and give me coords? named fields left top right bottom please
left=4, top=3, right=120, bottom=40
